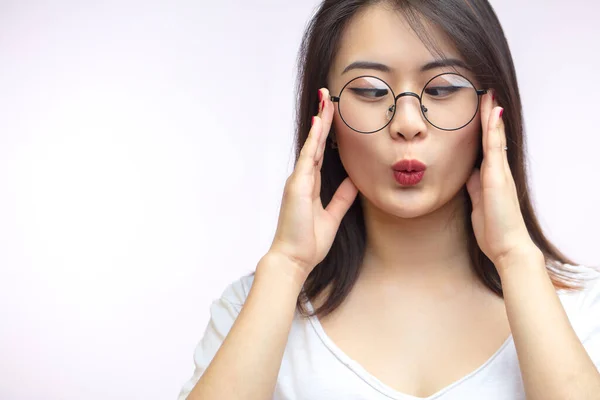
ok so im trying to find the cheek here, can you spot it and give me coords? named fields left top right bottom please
left=333, top=118, right=381, bottom=183
left=462, top=128, right=481, bottom=154
left=444, top=125, right=481, bottom=179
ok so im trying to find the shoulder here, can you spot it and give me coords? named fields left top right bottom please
left=556, top=264, right=600, bottom=300
left=578, top=265, right=600, bottom=300
left=176, top=272, right=258, bottom=400
left=217, top=271, right=257, bottom=307
left=556, top=264, right=600, bottom=333
left=574, top=265, right=600, bottom=321
left=557, top=263, right=600, bottom=369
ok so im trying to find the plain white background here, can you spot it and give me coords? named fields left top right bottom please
left=0, top=0, right=598, bottom=399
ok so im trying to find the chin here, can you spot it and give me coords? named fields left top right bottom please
left=369, top=191, right=437, bottom=219
left=387, top=203, right=434, bottom=219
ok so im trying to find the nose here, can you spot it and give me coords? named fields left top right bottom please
left=387, top=92, right=428, bottom=141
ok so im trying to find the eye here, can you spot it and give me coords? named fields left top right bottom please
left=348, top=87, right=389, bottom=99
left=424, top=85, right=461, bottom=98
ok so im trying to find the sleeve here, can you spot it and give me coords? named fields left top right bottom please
left=577, top=269, right=600, bottom=371
left=177, top=274, right=254, bottom=400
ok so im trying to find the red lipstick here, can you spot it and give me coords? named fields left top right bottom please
left=392, top=159, right=427, bottom=186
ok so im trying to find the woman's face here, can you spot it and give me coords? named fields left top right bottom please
left=327, top=5, right=482, bottom=219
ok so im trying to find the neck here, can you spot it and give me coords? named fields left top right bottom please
left=359, top=189, right=478, bottom=293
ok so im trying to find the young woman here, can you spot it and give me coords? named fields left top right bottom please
left=179, top=1, right=600, bottom=399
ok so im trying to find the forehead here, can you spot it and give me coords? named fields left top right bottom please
left=330, top=5, right=466, bottom=79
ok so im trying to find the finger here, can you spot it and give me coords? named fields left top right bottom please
left=482, top=89, right=511, bottom=177
left=497, top=109, right=510, bottom=178
left=313, top=88, right=336, bottom=202
left=318, top=88, right=333, bottom=150
left=496, top=109, right=511, bottom=177
left=312, top=159, right=323, bottom=202
left=315, top=88, right=333, bottom=168
left=480, top=89, right=494, bottom=150
left=297, top=116, right=322, bottom=177
left=497, top=109, right=517, bottom=197
left=325, top=176, right=358, bottom=224
left=312, top=89, right=329, bottom=201
left=483, top=106, right=506, bottom=188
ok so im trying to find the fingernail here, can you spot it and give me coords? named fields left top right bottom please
left=318, top=90, right=323, bottom=102
left=499, top=108, right=504, bottom=118
left=321, top=100, right=324, bottom=111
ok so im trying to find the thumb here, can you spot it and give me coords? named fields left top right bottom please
left=466, top=168, right=482, bottom=208
left=325, top=177, right=358, bottom=224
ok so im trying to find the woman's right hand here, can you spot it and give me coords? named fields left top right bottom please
left=268, top=88, right=359, bottom=282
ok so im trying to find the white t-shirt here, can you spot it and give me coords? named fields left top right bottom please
left=178, top=265, right=600, bottom=400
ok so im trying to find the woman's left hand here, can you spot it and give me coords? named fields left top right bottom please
left=465, top=91, right=541, bottom=270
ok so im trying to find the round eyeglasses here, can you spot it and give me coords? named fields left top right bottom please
left=330, top=72, right=488, bottom=134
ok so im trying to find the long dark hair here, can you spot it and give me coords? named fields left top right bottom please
left=262, top=0, right=597, bottom=318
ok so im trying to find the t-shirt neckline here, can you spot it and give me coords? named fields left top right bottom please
left=304, top=298, right=514, bottom=400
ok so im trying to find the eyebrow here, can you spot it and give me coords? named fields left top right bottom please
left=341, top=58, right=471, bottom=75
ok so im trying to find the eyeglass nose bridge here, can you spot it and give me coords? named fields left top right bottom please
left=387, top=91, right=428, bottom=118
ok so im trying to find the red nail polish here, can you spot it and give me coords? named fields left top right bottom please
left=492, top=91, right=496, bottom=101
left=318, top=90, right=323, bottom=102
left=499, top=108, right=504, bottom=118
